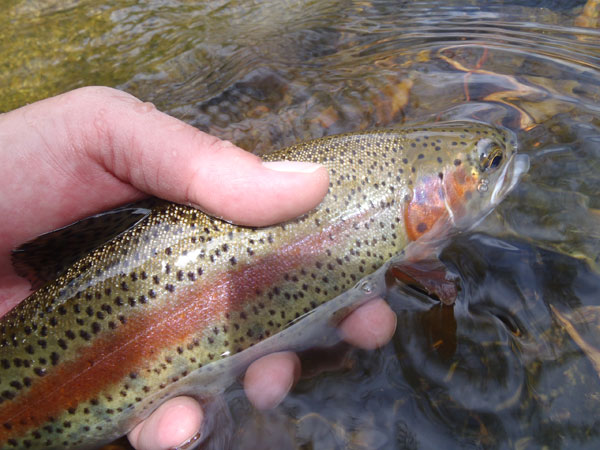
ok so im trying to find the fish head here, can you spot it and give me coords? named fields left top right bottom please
left=403, top=121, right=529, bottom=242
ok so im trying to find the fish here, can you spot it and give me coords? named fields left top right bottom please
left=0, top=121, right=528, bottom=449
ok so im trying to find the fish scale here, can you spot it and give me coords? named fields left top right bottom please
left=0, top=121, right=524, bottom=449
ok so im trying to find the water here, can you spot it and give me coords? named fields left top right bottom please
left=3, top=0, right=600, bottom=448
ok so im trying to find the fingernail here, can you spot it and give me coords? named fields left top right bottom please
left=170, top=430, right=202, bottom=450
left=263, top=161, right=323, bottom=173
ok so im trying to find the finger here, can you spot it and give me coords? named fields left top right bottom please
left=0, top=86, right=329, bottom=256
left=338, top=298, right=397, bottom=350
left=67, top=87, right=329, bottom=225
left=243, top=351, right=301, bottom=410
left=128, top=396, right=203, bottom=450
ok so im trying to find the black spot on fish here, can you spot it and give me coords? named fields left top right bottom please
left=417, top=222, right=428, bottom=233
left=79, top=330, right=92, bottom=340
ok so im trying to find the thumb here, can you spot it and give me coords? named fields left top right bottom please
left=64, top=86, right=330, bottom=226
left=0, top=87, right=329, bottom=255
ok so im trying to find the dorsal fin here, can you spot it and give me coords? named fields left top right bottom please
left=11, top=199, right=157, bottom=289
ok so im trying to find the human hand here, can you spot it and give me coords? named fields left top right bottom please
left=0, top=87, right=397, bottom=449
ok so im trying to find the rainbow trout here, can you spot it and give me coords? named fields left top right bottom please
left=0, top=121, right=528, bottom=449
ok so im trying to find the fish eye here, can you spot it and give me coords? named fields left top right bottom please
left=489, top=153, right=502, bottom=169
left=480, top=144, right=504, bottom=172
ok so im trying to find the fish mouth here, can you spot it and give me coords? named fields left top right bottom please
left=454, top=152, right=529, bottom=235
left=490, top=153, right=530, bottom=206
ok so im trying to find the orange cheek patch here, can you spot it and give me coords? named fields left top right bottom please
left=404, top=175, right=446, bottom=241
left=404, top=168, right=479, bottom=242
left=444, top=167, right=478, bottom=216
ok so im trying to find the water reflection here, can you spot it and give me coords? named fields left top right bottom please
left=4, top=0, right=600, bottom=448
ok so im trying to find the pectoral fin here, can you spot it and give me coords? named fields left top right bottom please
left=389, top=257, right=459, bottom=305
